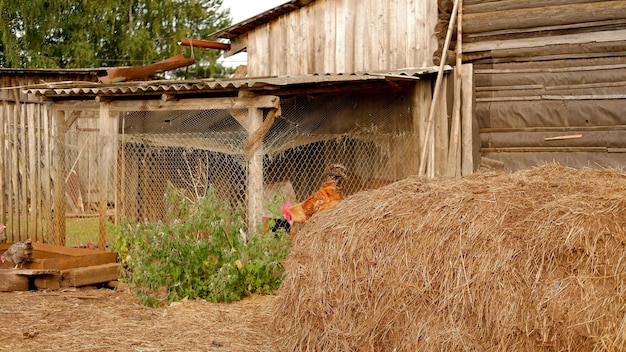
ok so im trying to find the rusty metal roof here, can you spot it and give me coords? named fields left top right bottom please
left=211, top=0, right=315, bottom=40
left=23, top=67, right=448, bottom=98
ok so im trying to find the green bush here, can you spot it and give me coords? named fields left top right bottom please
left=112, top=183, right=290, bottom=306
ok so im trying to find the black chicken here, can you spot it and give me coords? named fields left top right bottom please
left=1, top=239, right=33, bottom=269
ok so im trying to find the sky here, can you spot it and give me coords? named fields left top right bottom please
left=218, top=0, right=288, bottom=67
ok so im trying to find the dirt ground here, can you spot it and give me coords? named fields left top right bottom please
left=0, top=286, right=277, bottom=352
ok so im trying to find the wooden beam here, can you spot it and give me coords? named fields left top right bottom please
left=464, top=0, right=608, bottom=14
left=247, top=108, right=264, bottom=231
left=52, top=108, right=67, bottom=246
left=461, top=63, right=476, bottom=176
left=108, top=95, right=280, bottom=112
left=0, top=270, right=29, bottom=291
left=464, top=29, right=626, bottom=53
left=60, top=263, right=120, bottom=288
left=447, top=0, right=463, bottom=177
left=463, top=1, right=626, bottom=34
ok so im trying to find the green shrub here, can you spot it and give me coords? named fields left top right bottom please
left=112, top=183, right=290, bottom=306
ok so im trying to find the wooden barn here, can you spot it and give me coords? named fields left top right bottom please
left=3, top=0, right=626, bottom=245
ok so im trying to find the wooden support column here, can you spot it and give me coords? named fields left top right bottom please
left=461, top=63, right=479, bottom=175
left=52, top=109, right=66, bottom=246
left=247, top=107, right=264, bottom=232
left=98, top=98, right=118, bottom=251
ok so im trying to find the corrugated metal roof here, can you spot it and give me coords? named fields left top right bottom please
left=23, top=67, right=449, bottom=98
left=211, top=0, right=315, bottom=40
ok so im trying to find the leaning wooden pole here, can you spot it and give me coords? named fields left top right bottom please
left=418, top=0, right=461, bottom=176
left=447, top=0, right=463, bottom=177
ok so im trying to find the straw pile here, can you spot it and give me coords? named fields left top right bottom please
left=271, top=164, right=626, bottom=351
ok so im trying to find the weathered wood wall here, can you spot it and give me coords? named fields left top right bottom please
left=246, top=0, right=438, bottom=76
left=455, top=0, right=626, bottom=170
left=0, top=71, right=99, bottom=243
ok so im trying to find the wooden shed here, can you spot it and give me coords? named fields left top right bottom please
left=212, top=0, right=439, bottom=76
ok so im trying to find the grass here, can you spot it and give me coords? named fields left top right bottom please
left=66, top=217, right=114, bottom=248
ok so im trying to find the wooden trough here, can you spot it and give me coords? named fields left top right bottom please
left=0, top=242, right=119, bottom=292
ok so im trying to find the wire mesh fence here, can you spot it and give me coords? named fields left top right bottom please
left=115, top=89, right=419, bottom=227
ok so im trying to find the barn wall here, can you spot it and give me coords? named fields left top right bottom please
left=458, top=0, right=626, bottom=171
left=246, top=0, right=438, bottom=76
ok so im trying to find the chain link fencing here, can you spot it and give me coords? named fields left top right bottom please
left=60, top=88, right=421, bottom=234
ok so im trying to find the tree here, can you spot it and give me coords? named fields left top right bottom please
left=0, top=0, right=233, bottom=78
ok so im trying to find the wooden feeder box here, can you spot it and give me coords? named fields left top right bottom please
left=0, top=242, right=119, bottom=291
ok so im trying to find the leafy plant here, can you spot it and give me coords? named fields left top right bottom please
left=112, top=183, right=290, bottom=307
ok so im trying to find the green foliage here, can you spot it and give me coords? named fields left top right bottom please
left=0, top=0, right=234, bottom=78
left=112, top=184, right=291, bottom=307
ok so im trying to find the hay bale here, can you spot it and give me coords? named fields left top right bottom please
left=271, top=164, right=626, bottom=351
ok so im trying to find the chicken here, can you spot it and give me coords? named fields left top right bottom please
left=1, top=239, right=33, bottom=269
left=0, top=224, right=6, bottom=243
left=281, top=164, right=347, bottom=224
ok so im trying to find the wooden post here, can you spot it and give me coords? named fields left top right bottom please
left=461, top=63, right=477, bottom=175
left=447, top=0, right=463, bottom=177
left=418, top=0, right=460, bottom=176
left=19, top=102, right=27, bottom=239
left=42, top=105, right=53, bottom=243
left=98, top=99, right=118, bottom=251
left=247, top=107, right=264, bottom=232
left=0, top=102, right=5, bottom=231
left=52, top=108, right=67, bottom=246
left=27, top=104, right=39, bottom=241
left=412, top=80, right=432, bottom=175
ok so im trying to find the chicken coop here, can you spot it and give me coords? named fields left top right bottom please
left=22, top=67, right=467, bottom=245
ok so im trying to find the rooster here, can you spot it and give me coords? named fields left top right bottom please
left=1, top=239, right=33, bottom=269
left=0, top=224, right=6, bottom=243
left=281, top=164, right=347, bottom=225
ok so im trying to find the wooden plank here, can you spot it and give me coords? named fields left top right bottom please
left=34, top=274, right=61, bottom=290
left=52, top=108, right=66, bottom=245
left=464, top=0, right=607, bottom=14
left=0, top=103, right=6, bottom=231
left=480, top=125, right=626, bottom=133
left=463, top=1, right=626, bottom=34
left=60, top=263, right=120, bottom=288
left=435, top=75, right=450, bottom=177
left=461, top=63, right=477, bottom=176
left=27, top=104, right=38, bottom=241
left=107, top=95, right=280, bottom=112
left=9, top=102, right=18, bottom=242
left=42, top=105, right=53, bottom=243
left=447, top=0, right=463, bottom=177
left=464, top=29, right=626, bottom=53
left=542, top=94, right=626, bottom=100
left=544, top=134, right=583, bottom=141
left=20, top=102, right=28, bottom=240
left=466, top=19, right=626, bottom=39
left=481, top=146, right=607, bottom=153
left=0, top=270, right=29, bottom=291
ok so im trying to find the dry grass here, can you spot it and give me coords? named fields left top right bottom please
left=0, top=287, right=276, bottom=352
left=3, top=164, right=625, bottom=351
left=271, top=164, right=626, bottom=351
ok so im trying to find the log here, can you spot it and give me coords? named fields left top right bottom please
left=463, top=1, right=626, bottom=34
left=464, top=0, right=608, bottom=14
left=100, top=54, right=196, bottom=83
left=60, top=263, right=120, bottom=288
left=464, top=29, right=626, bottom=53
left=0, top=270, right=29, bottom=291
left=179, top=38, right=231, bottom=50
